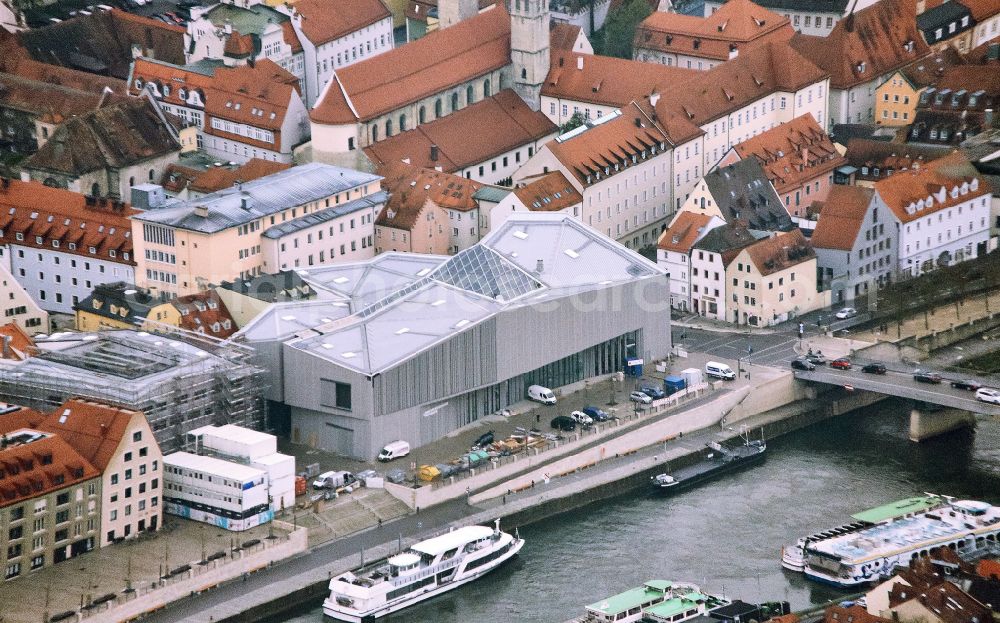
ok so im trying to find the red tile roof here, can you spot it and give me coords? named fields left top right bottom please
left=655, top=40, right=828, bottom=133
left=364, top=89, right=556, bottom=172
left=822, top=605, right=891, bottom=623
left=172, top=291, right=237, bottom=339
left=0, top=71, right=128, bottom=126
left=543, top=50, right=698, bottom=108
left=35, top=399, right=138, bottom=472
left=0, top=178, right=137, bottom=263
left=789, top=0, right=929, bottom=89
left=377, top=161, right=482, bottom=229
left=310, top=5, right=510, bottom=124
left=293, top=0, right=391, bottom=46
left=635, top=0, right=794, bottom=62
left=874, top=151, right=990, bottom=224
left=897, top=47, right=967, bottom=89
left=281, top=20, right=304, bottom=54
left=130, top=58, right=300, bottom=150
left=959, top=0, right=1000, bottom=22
left=0, top=323, right=35, bottom=361
left=657, top=211, right=715, bottom=252
left=0, top=433, right=99, bottom=509
left=187, top=159, right=291, bottom=195
left=976, top=559, right=1000, bottom=580
left=512, top=171, right=582, bottom=212
left=732, top=114, right=845, bottom=194
left=888, top=581, right=991, bottom=623
left=743, top=228, right=814, bottom=276
left=810, top=184, right=874, bottom=251
left=548, top=101, right=673, bottom=186
left=550, top=22, right=584, bottom=52
left=2, top=57, right=126, bottom=94
left=223, top=31, right=255, bottom=58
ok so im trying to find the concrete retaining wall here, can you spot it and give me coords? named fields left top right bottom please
left=914, top=313, right=1000, bottom=353
left=385, top=385, right=725, bottom=510
left=82, top=525, right=308, bottom=623
left=724, top=372, right=810, bottom=424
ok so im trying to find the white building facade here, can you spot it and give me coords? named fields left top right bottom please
left=163, top=452, right=271, bottom=532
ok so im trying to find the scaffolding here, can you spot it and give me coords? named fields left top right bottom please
left=0, top=330, right=267, bottom=453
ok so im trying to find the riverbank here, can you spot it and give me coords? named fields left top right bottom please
left=176, top=382, right=885, bottom=623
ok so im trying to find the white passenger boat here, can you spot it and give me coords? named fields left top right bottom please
left=323, top=520, right=524, bottom=622
left=781, top=495, right=946, bottom=572
left=797, top=497, right=1000, bottom=588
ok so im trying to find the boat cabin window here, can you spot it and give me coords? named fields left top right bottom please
left=441, top=548, right=458, bottom=560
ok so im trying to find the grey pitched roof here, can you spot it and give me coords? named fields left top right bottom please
left=917, top=1, right=971, bottom=32
left=718, top=0, right=847, bottom=11
left=134, top=163, right=382, bottom=233
left=704, top=158, right=794, bottom=232
left=692, top=223, right=763, bottom=254
left=262, top=191, right=388, bottom=239
left=72, top=282, right=156, bottom=325
left=218, top=270, right=315, bottom=302
left=473, top=186, right=512, bottom=203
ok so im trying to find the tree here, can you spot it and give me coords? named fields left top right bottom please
left=560, top=112, right=586, bottom=133
left=593, top=0, right=652, bottom=59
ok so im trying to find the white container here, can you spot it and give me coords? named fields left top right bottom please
left=681, top=367, right=703, bottom=387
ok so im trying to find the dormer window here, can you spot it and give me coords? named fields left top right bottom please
left=856, top=62, right=866, bottom=73
left=693, top=39, right=701, bottom=50
left=134, top=78, right=144, bottom=89
left=904, top=40, right=914, bottom=52
left=179, top=87, right=187, bottom=100
left=665, top=34, right=672, bottom=45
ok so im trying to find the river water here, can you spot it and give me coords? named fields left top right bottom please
left=283, top=400, right=1000, bottom=623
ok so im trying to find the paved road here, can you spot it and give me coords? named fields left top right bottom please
left=793, top=366, right=1000, bottom=416
left=671, top=326, right=801, bottom=367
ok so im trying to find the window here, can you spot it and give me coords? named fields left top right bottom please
left=321, top=379, right=352, bottom=411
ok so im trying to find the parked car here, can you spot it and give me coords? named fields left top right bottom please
left=835, top=307, right=858, bottom=319
left=384, top=469, right=407, bottom=484
left=472, top=430, right=495, bottom=449
left=582, top=405, right=610, bottom=422
left=805, top=352, right=827, bottom=365
left=913, top=371, right=943, bottom=384
left=629, top=391, right=652, bottom=404
left=951, top=379, right=982, bottom=391
left=975, top=387, right=1000, bottom=404
left=829, top=358, right=852, bottom=370
left=791, top=358, right=816, bottom=371
left=861, top=363, right=887, bottom=374
left=639, top=385, right=666, bottom=400
left=550, top=415, right=576, bottom=432
left=569, top=410, right=593, bottom=426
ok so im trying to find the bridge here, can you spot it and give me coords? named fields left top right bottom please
left=792, top=366, right=1000, bottom=440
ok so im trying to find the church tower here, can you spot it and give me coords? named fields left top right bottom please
left=510, top=0, right=550, bottom=111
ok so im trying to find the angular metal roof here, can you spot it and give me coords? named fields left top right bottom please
left=280, top=213, right=667, bottom=374
left=261, top=191, right=388, bottom=239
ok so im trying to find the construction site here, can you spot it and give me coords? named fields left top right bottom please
left=0, top=329, right=267, bottom=453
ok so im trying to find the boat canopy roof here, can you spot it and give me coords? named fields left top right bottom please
left=410, top=525, right=494, bottom=557
left=850, top=496, right=942, bottom=523
left=586, top=580, right=674, bottom=615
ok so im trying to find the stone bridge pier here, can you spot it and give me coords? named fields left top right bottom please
left=909, top=402, right=977, bottom=442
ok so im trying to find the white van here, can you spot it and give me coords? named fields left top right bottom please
left=527, top=384, right=557, bottom=405
left=377, top=440, right=410, bottom=462
left=312, top=470, right=357, bottom=490
left=705, top=361, right=736, bottom=380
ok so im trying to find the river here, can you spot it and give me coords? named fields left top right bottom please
left=280, top=400, right=1000, bottom=623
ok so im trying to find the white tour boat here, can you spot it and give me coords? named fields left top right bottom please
left=781, top=495, right=947, bottom=572
left=323, top=520, right=524, bottom=622
left=797, top=497, right=1000, bottom=588
left=571, top=580, right=729, bottom=623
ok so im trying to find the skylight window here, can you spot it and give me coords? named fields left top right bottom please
left=564, top=249, right=580, bottom=259
left=416, top=268, right=431, bottom=276
left=431, top=299, right=446, bottom=306
left=333, top=276, right=350, bottom=284
left=454, top=319, right=470, bottom=329
left=341, top=351, right=358, bottom=358
left=281, top=315, right=296, bottom=321
left=395, top=327, right=410, bottom=335
left=321, top=343, right=334, bottom=349
left=512, top=231, right=528, bottom=240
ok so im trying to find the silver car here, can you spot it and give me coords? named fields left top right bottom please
left=629, top=391, right=652, bottom=404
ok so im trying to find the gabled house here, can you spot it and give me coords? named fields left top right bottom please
left=634, top=0, right=794, bottom=70
left=489, top=170, right=583, bottom=231
left=790, top=0, right=930, bottom=127
left=811, top=184, right=896, bottom=304
left=128, top=58, right=309, bottom=164
left=656, top=211, right=724, bottom=311
left=689, top=222, right=762, bottom=321
left=841, top=139, right=952, bottom=186
left=676, top=157, right=794, bottom=232
left=74, top=282, right=156, bottom=331
left=375, top=162, right=482, bottom=254
left=20, top=96, right=181, bottom=200
left=146, top=291, right=237, bottom=339
left=726, top=228, right=820, bottom=326
left=874, top=47, right=967, bottom=127
left=719, top=114, right=845, bottom=218
left=906, top=65, right=1000, bottom=147
left=917, top=1, right=975, bottom=53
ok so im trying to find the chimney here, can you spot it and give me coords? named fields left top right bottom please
left=240, top=197, right=251, bottom=211
left=577, top=56, right=584, bottom=70
left=650, top=92, right=660, bottom=107
left=985, top=109, right=994, bottom=127
left=194, top=205, right=209, bottom=218
left=434, top=165, right=443, bottom=172
left=224, top=19, right=232, bottom=34
left=402, top=157, right=411, bottom=165
left=535, top=259, right=544, bottom=273
left=430, top=144, right=439, bottom=162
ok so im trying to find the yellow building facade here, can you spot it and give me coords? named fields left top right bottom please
left=875, top=71, right=920, bottom=126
